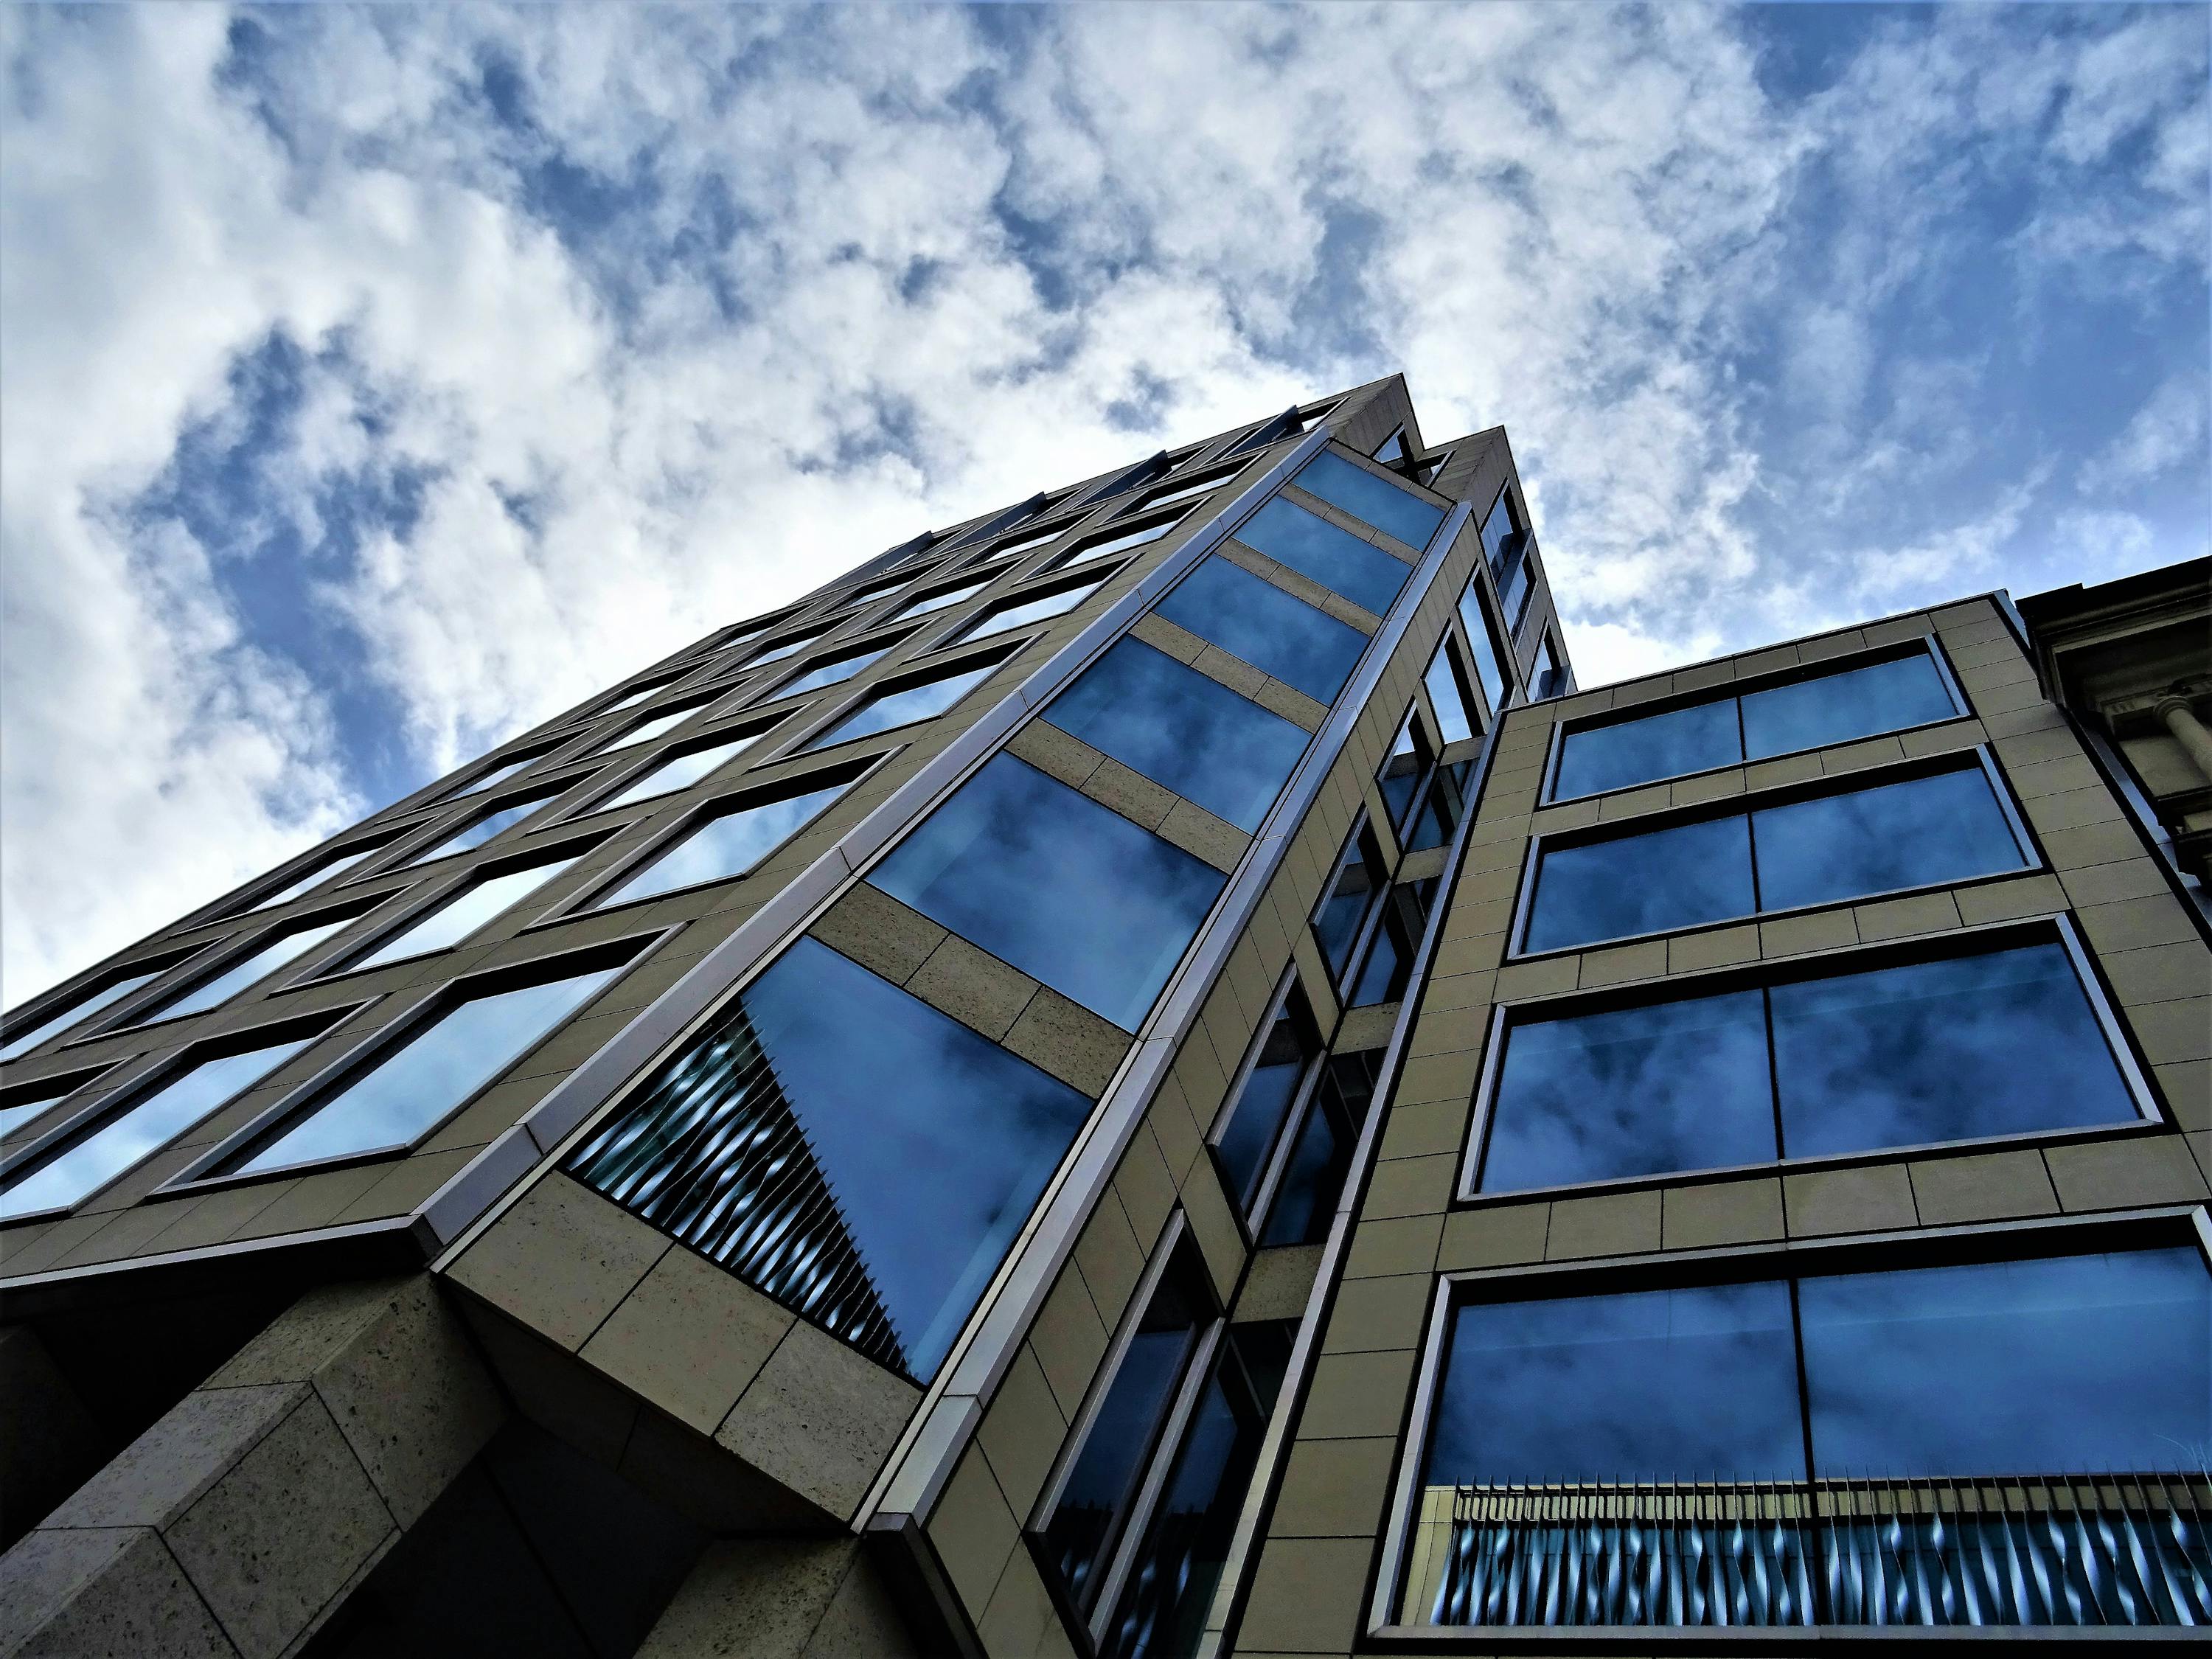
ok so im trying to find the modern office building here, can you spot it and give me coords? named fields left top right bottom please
left=0, top=375, right=2206, bottom=1659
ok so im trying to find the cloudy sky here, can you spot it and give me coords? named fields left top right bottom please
left=1, top=3, right=2205, bottom=1004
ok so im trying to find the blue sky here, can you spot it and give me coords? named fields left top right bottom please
left=1, top=3, right=2205, bottom=1002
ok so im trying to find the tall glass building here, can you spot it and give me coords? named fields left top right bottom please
left=2, top=376, right=2207, bottom=1658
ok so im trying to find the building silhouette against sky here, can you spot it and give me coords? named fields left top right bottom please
left=1, top=375, right=2208, bottom=1656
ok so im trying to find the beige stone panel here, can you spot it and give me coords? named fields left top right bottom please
left=2101, top=942, right=2212, bottom=1009
left=2023, top=785, right=2126, bottom=837
left=1003, top=990, right=1130, bottom=1099
left=1116, top=1124, right=1179, bottom=1250
left=976, top=1346, right=1067, bottom=1523
left=1237, top=1536, right=1375, bottom=1655
left=580, top=1247, right=795, bottom=1435
left=1954, top=873, right=2068, bottom=925
left=925, top=1444, right=1020, bottom=1624
left=1494, top=955, right=1579, bottom=1000
left=1854, top=891, right=1962, bottom=942
left=1742, top=751, right=1825, bottom=792
left=1899, top=719, right=1986, bottom=758
left=1322, top=1273, right=1434, bottom=1355
left=905, top=935, right=1038, bottom=1043
left=1024, top=1267, right=1110, bottom=1419
left=2059, top=859, right=2176, bottom=908
left=1671, top=659, right=1736, bottom=695
left=1436, top=1201, right=1550, bottom=1270
left=2155, top=1061, right=2211, bottom=1134
left=1395, top=1048, right=1481, bottom=1108
left=1819, top=734, right=1908, bottom=775
left=1597, top=785, right=1673, bottom=822
left=1761, top=908, right=1860, bottom=957
left=0, top=1526, right=237, bottom=1658
left=2004, top=754, right=2102, bottom=799
left=975, top=1545, right=1059, bottom=1659
left=1669, top=925, right=1761, bottom=973
left=1545, top=1190, right=1660, bottom=1259
left=2045, top=1136, right=2211, bottom=1211
left=1661, top=1179, right=1785, bottom=1250
left=2075, top=893, right=2202, bottom=954
left=447, top=1173, right=669, bottom=1352
left=811, top=883, right=945, bottom=986
left=1182, top=1162, right=1248, bottom=1307
left=714, top=1319, right=920, bottom=1522
left=1672, top=770, right=1747, bottom=808
left=1006, top=720, right=1103, bottom=791
left=1082, top=756, right=1178, bottom=832
left=1299, top=1349, right=1417, bottom=1440
left=1907, top=1151, right=2060, bottom=1226
left=2039, top=819, right=2145, bottom=872
left=1342, top=1213, right=1442, bottom=1280
left=1360, top=1154, right=1458, bottom=1222
left=1072, top=1191, right=1147, bottom=1338
left=1270, top=1436, right=1400, bottom=1539
left=1577, top=939, right=1669, bottom=988
left=1380, top=1099, right=1475, bottom=1164
left=1531, top=796, right=1603, bottom=833
left=1417, top=970, right=1498, bottom=1016
left=1784, top=1164, right=1916, bottom=1236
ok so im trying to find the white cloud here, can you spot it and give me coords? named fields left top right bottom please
left=2090, top=375, right=2210, bottom=487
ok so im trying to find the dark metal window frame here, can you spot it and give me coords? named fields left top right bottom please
left=768, top=639, right=1025, bottom=762
left=1376, top=702, right=1441, bottom=848
left=560, top=713, right=790, bottom=822
left=1206, top=967, right=1329, bottom=1239
left=0, top=947, right=206, bottom=1065
left=940, top=565, right=1123, bottom=652
left=102, top=895, right=389, bottom=1039
left=364, top=781, right=572, bottom=878
left=1459, top=911, right=2168, bottom=1206
left=1310, top=815, right=1394, bottom=990
left=1039, top=506, right=1194, bottom=579
left=1540, top=635, right=1975, bottom=807
left=1453, top=571, right=1519, bottom=723
left=1506, top=745, right=2042, bottom=961
left=1371, top=1202, right=2212, bottom=1644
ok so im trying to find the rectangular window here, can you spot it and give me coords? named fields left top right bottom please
left=0, top=1073, right=97, bottom=1141
left=1049, top=514, right=1183, bottom=573
left=568, top=935, right=1091, bottom=1380
left=1405, top=759, right=1474, bottom=854
left=1404, top=1246, right=2212, bottom=1629
left=599, top=701, right=711, bottom=753
left=1481, top=490, right=1533, bottom=631
left=1455, top=580, right=1509, bottom=717
left=1376, top=711, right=1433, bottom=838
left=1347, top=879, right=1437, bottom=1007
left=742, top=627, right=829, bottom=667
left=240, top=842, right=383, bottom=914
left=1132, top=468, right=1237, bottom=515
left=799, top=657, right=1002, bottom=751
left=1530, top=633, right=1569, bottom=700
left=601, top=677, right=678, bottom=714
left=1372, top=428, right=1408, bottom=465
left=872, top=754, right=1225, bottom=1030
left=1258, top=1052, right=1380, bottom=1246
left=1422, top=639, right=1480, bottom=747
left=448, top=752, right=538, bottom=799
left=1310, top=823, right=1388, bottom=983
left=987, top=522, right=1074, bottom=560
left=1231, top=496, right=1411, bottom=616
left=955, top=574, right=1107, bottom=643
left=775, top=644, right=888, bottom=698
left=1293, top=450, right=1445, bottom=552
left=1472, top=933, right=2146, bottom=1192
left=1043, top=639, right=1309, bottom=834
left=1, top=1030, right=319, bottom=1219
left=406, top=788, right=560, bottom=866
left=219, top=955, right=630, bottom=1177
left=888, top=577, right=992, bottom=625
left=598, top=731, right=762, bottom=811
left=1552, top=647, right=1964, bottom=800
left=137, top=911, right=359, bottom=1024
left=1155, top=557, right=1367, bottom=706
left=1210, top=980, right=1324, bottom=1214
left=593, top=774, right=855, bottom=908
left=344, top=854, right=582, bottom=973
left=1521, top=757, right=2031, bottom=953
left=0, top=964, right=171, bottom=1062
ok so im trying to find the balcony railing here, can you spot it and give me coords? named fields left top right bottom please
left=1402, top=1473, right=2211, bottom=1630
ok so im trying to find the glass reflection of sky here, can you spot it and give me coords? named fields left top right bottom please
left=596, top=779, right=849, bottom=908
left=872, top=754, right=1224, bottom=1030
left=1482, top=989, right=1773, bottom=1190
left=1044, top=638, right=1307, bottom=832
left=1556, top=700, right=1742, bottom=799
left=1751, top=766, right=2024, bottom=911
left=1526, top=815, right=1753, bottom=951
left=1742, top=654, right=1957, bottom=759
left=1455, top=583, right=1509, bottom=715
left=1154, top=557, right=1366, bottom=706
left=1771, top=942, right=2138, bottom=1156
left=1233, top=495, right=1411, bottom=616
left=1424, top=1281, right=1806, bottom=1487
left=1424, top=642, right=1477, bottom=745
left=745, top=938, right=1093, bottom=1379
left=1293, top=451, right=1447, bottom=551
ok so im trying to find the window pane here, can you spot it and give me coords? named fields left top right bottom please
left=1750, top=767, right=2025, bottom=912
left=596, top=779, right=851, bottom=908
left=602, top=703, right=705, bottom=751
left=1480, top=989, right=1773, bottom=1192
left=1421, top=1281, right=1806, bottom=1488
left=602, top=734, right=759, bottom=810
left=1455, top=583, right=1509, bottom=716
left=801, top=660, right=999, bottom=751
left=1234, top=496, right=1411, bottom=616
left=960, top=575, right=1106, bottom=641
left=745, top=629, right=826, bottom=666
left=1555, top=700, right=1742, bottom=799
left=1044, top=1264, right=1208, bottom=1612
left=1525, top=815, right=1753, bottom=952
left=451, top=755, right=533, bottom=798
left=1259, top=1054, right=1375, bottom=1246
left=1372, top=429, right=1408, bottom=465
left=890, top=579, right=990, bottom=623
left=0, top=967, right=165, bottom=1060
left=1798, top=1249, right=2211, bottom=1478
left=1349, top=880, right=1435, bottom=1008
left=1043, top=639, right=1307, bottom=834
left=1213, top=988, right=1319, bottom=1211
left=1479, top=490, right=1519, bottom=573
left=229, top=967, right=619, bottom=1174
left=0, top=1037, right=311, bottom=1219
left=1377, top=712, right=1427, bottom=832
left=148, top=914, right=356, bottom=1022
left=1138, top=471, right=1232, bottom=512
left=349, top=857, right=580, bottom=972
left=1422, top=641, right=1478, bottom=746
left=1741, top=653, right=1958, bottom=760
left=409, top=793, right=556, bottom=864
left=1497, top=552, right=1531, bottom=633
left=1406, top=759, right=1473, bottom=854
left=0, top=1084, right=76, bottom=1141
left=872, top=754, right=1223, bottom=1030
left=1154, top=557, right=1366, bottom=706
left=1310, top=831, right=1383, bottom=979
left=779, top=646, right=888, bottom=697
left=1295, top=450, right=1445, bottom=551
left=603, top=678, right=673, bottom=712
left=1770, top=942, right=2140, bottom=1158
left=1058, top=516, right=1179, bottom=570
left=244, top=845, right=378, bottom=912
left=568, top=937, right=1093, bottom=1381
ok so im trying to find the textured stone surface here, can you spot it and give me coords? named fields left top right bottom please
left=714, top=1320, right=920, bottom=1521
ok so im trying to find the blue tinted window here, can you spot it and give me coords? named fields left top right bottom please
left=1423, top=1281, right=1806, bottom=1487
left=1479, top=490, right=1519, bottom=573
left=451, top=755, right=534, bottom=798
left=596, top=779, right=852, bottom=908
left=1154, top=557, right=1366, bottom=706
left=1455, top=583, right=1509, bottom=716
left=228, top=964, right=621, bottom=1174
left=349, top=856, right=580, bottom=971
left=1295, top=450, right=1444, bottom=551
left=872, top=754, right=1223, bottom=1029
left=1422, top=641, right=1478, bottom=745
left=0, top=967, right=167, bottom=1060
left=1770, top=942, right=2140, bottom=1158
left=409, top=791, right=556, bottom=864
left=1212, top=987, right=1320, bottom=1211
left=1555, top=700, right=1741, bottom=799
left=889, top=578, right=989, bottom=624
left=1405, top=759, right=1473, bottom=854
left=1310, top=830, right=1385, bottom=979
left=1043, top=639, right=1307, bottom=833
left=1742, top=653, right=1958, bottom=759
left=745, top=628, right=827, bottom=666
left=801, top=660, right=1000, bottom=751
left=1750, top=766, right=2025, bottom=912
left=244, top=844, right=380, bottom=912
left=146, top=912, right=357, bottom=1022
left=602, top=703, right=707, bottom=751
left=569, top=936, right=1093, bottom=1381
left=1, top=1037, right=312, bottom=1219
left=779, top=646, right=888, bottom=697
left=961, top=574, right=1106, bottom=641
left=1798, top=1249, right=2211, bottom=1478
left=0, top=1082, right=77, bottom=1141
left=602, top=734, right=762, bottom=809
left=1525, top=815, right=1753, bottom=953
left=1377, top=712, right=1428, bottom=832
left=1236, top=496, right=1411, bottom=616
left=1057, top=516, right=1180, bottom=571
left=1481, top=989, right=1773, bottom=1192
left=1258, top=1054, right=1374, bottom=1246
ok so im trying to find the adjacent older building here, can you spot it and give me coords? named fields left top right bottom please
left=1, top=375, right=2206, bottom=1659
